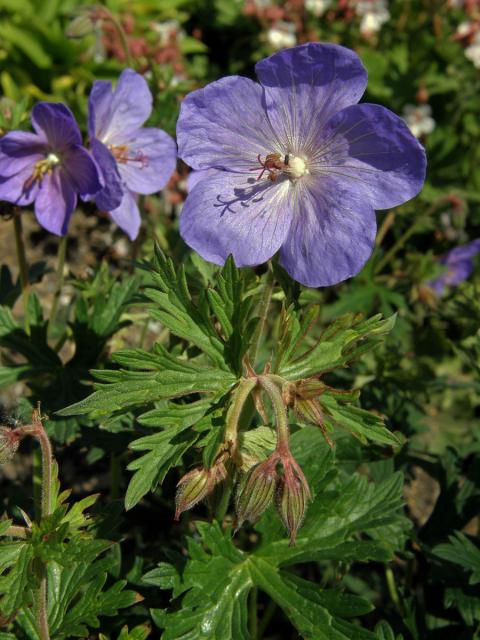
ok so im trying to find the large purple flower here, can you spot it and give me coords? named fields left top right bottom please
left=177, top=43, right=426, bottom=287
left=428, top=239, right=480, bottom=295
left=88, top=68, right=177, bottom=240
left=0, top=103, right=101, bottom=235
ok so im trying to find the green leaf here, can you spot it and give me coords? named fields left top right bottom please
left=0, top=23, right=51, bottom=68
left=57, top=365, right=236, bottom=417
left=277, top=312, right=396, bottom=380
left=434, top=532, right=480, bottom=585
left=320, top=393, right=402, bottom=447
left=0, top=543, right=34, bottom=617
left=154, top=521, right=377, bottom=640
left=153, top=429, right=409, bottom=639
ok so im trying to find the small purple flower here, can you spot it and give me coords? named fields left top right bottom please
left=428, top=239, right=480, bottom=295
left=177, top=43, right=426, bottom=287
left=88, top=68, right=177, bottom=240
left=0, top=103, right=101, bottom=235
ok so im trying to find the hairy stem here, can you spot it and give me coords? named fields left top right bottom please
left=35, top=577, right=50, bottom=640
left=24, top=409, right=54, bottom=639
left=224, top=377, right=257, bottom=454
left=13, top=210, right=30, bottom=334
left=48, top=235, right=67, bottom=329
left=258, top=376, right=289, bottom=453
left=249, top=263, right=274, bottom=367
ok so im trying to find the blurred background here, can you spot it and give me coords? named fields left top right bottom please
left=1, top=2, right=480, bottom=637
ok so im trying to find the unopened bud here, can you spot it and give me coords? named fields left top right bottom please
left=0, top=427, right=20, bottom=464
left=65, top=8, right=97, bottom=39
left=275, top=457, right=311, bottom=546
left=235, top=457, right=276, bottom=528
left=175, top=462, right=227, bottom=520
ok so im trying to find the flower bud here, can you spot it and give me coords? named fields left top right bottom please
left=235, top=457, right=277, bottom=528
left=175, top=462, right=227, bottom=520
left=275, top=456, right=311, bottom=546
left=0, top=427, right=20, bottom=465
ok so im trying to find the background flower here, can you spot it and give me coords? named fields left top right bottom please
left=88, top=68, right=177, bottom=240
left=428, top=238, right=480, bottom=294
left=0, top=103, right=100, bottom=235
left=177, top=43, right=426, bottom=287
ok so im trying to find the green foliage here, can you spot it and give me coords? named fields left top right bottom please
left=145, top=429, right=408, bottom=640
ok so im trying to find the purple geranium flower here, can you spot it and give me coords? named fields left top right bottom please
left=88, top=68, right=177, bottom=240
left=0, top=103, right=101, bottom=235
left=428, top=239, right=480, bottom=295
left=177, top=43, right=426, bottom=287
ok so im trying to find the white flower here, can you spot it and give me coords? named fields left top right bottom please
left=456, top=21, right=473, bottom=37
left=267, top=22, right=297, bottom=49
left=355, top=0, right=390, bottom=35
left=402, top=104, right=435, bottom=138
left=465, top=32, right=480, bottom=68
left=305, top=0, right=332, bottom=17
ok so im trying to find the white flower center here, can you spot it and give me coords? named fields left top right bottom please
left=288, top=155, right=309, bottom=179
left=47, top=153, right=60, bottom=166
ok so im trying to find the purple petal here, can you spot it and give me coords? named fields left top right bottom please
left=89, top=69, right=152, bottom=145
left=0, top=165, right=40, bottom=206
left=279, top=177, right=376, bottom=287
left=89, top=138, right=124, bottom=211
left=317, top=103, right=426, bottom=210
left=0, top=131, right=45, bottom=176
left=180, top=171, right=293, bottom=266
left=88, top=80, right=112, bottom=140
left=31, top=103, right=82, bottom=149
left=187, top=168, right=220, bottom=192
left=34, top=172, right=76, bottom=236
left=255, top=43, right=368, bottom=153
left=429, top=260, right=473, bottom=295
left=177, top=76, right=279, bottom=171
left=0, top=132, right=44, bottom=205
left=442, top=238, right=480, bottom=264
left=116, top=128, right=176, bottom=194
left=63, top=145, right=102, bottom=198
left=108, top=189, right=141, bottom=240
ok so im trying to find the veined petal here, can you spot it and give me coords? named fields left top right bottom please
left=31, top=103, right=82, bottom=149
left=177, top=76, right=281, bottom=171
left=117, top=128, right=177, bottom=194
left=187, top=168, right=219, bottom=192
left=89, top=138, right=123, bottom=211
left=63, top=145, right=102, bottom=198
left=0, top=131, right=45, bottom=177
left=279, top=177, right=376, bottom=287
left=315, top=103, right=426, bottom=209
left=108, top=189, right=141, bottom=240
left=0, top=132, right=43, bottom=205
left=255, top=43, right=367, bottom=155
left=180, top=171, right=293, bottom=266
left=0, top=165, right=40, bottom=206
left=89, top=69, right=152, bottom=145
left=88, top=80, right=112, bottom=140
left=34, top=172, right=76, bottom=236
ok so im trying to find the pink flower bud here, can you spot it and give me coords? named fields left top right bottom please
left=235, top=457, right=277, bottom=528
left=0, top=427, right=20, bottom=465
left=275, top=456, right=311, bottom=545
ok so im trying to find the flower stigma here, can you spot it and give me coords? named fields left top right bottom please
left=287, top=155, right=309, bottom=180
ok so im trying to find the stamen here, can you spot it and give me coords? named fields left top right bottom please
left=23, top=153, right=61, bottom=193
left=109, top=144, right=149, bottom=169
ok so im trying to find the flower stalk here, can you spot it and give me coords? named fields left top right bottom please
left=12, top=209, right=30, bottom=334
left=48, top=235, right=68, bottom=330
